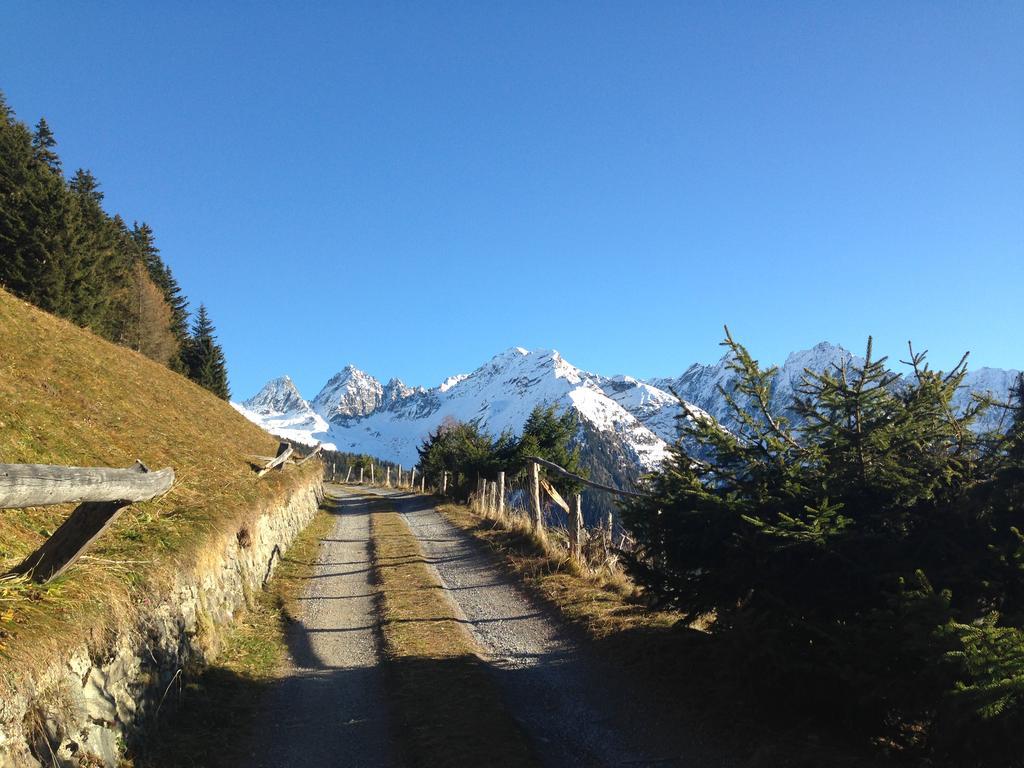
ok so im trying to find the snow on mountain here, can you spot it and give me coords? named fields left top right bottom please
left=234, top=348, right=683, bottom=472
left=960, top=368, right=1023, bottom=433
left=654, top=342, right=1019, bottom=436
left=232, top=375, right=330, bottom=448
left=233, top=344, right=1019, bottom=477
left=311, top=365, right=385, bottom=424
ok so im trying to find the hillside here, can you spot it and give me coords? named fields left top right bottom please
left=0, top=287, right=319, bottom=684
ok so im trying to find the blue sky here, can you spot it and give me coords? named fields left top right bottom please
left=3, top=2, right=1021, bottom=398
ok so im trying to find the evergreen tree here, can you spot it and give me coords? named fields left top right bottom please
left=183, top=304, right=230, bottom=399
left=31, top=117, right=61, bottom=173
left=416, top=417, right=507, bottom=498
left=0, top=92, right=197, bottom=380
left=516, top=404, right=585, bottom=496
left=618, top=329, right=1022, bottom=763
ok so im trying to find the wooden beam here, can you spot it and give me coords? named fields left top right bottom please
left=257, top=442, right=293, bottom=478
left=0, top=460, right=174, bottom=509
left=523, top=455, right=650, bottom=499
left=13, top=500, right=129, bottom=583
left=539, top=476, right=570, bottom=514
left=296, top=443, right=323, bottom=465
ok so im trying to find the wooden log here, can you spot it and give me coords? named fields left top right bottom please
left=442, top=471, right=448, bottom=495
left=371, top=463, right=375, bottom=484
left=497, top=471, right=505, bottom=517
left=0, top=460, right=174, bottom=509
left=539, top=477, right=570, bottom=514
left=529, top=461, right=543, bottom=536
left=359, top=466, right=364, bottom=484
left=345, top=465, right=353, bottom=483
left=523, top=455, right=650, bottom=499
left=411, top=467, right=416, bottom=489
left=386, top=466, right=391, bottom=487
left=257, top=442, right=293, bottom=479
left=420, top=476, right=425, bottom=493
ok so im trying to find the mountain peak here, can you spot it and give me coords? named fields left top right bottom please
left=243, top=375, right=307, bottom=415
left=312, top=365, right=384, bottom=423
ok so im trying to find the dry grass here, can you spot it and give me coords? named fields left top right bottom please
left=439, top=501, right=682, bottom=640
left=0, top=288, right=320, bottom=693
left=369, top=497, right=540, bottom=768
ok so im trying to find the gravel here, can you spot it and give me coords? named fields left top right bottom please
left=356, top=486, right=729, bottom=768
left=247, top=487, right=400, bottom=768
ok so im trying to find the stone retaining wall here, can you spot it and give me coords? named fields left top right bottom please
left=0, top=476, right=324, bottom=767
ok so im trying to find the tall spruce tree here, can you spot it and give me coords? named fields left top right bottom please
left=31, top=117, right=61, bottom=174
left=183, top=304, right=230, bottom=399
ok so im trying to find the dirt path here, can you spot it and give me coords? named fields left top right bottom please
left=353, top=486, right=728, bottom=768
left=248, top=489, right=401, bottom=768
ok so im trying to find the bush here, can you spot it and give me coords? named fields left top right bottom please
left=619, top=329, right=1024, bottom=765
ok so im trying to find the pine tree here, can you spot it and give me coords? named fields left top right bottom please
left=31, top=118, right=61, bottom=173
left=517, top=404, right=585, bottom=496
left=183, top=304, right=230, bottom=399
left=617, top=328, right=1019, bottom=761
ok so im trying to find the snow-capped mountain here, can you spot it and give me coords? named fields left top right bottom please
left=233, top=345, right=1020, bottom=483
left=653, top=341, right=1020, bottom=436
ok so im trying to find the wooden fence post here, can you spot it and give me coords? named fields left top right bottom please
left=386, top=466, right=391, bottom=487
left=421, top=476, right=425, bottom=493
left=529, top=461, right=543, bottom=537
left=572, top=493, right=583, bottom=560
left=442, top=471, right=448, bottom=495
left=371, top=463, right=375, bottom=485
left=411, top=467, right=416, bottom=489
left=605, top=511, right=614, bottom=552
left=359, top=466, right=364, bottom=484
left=497, top=471, right=505, bottom=517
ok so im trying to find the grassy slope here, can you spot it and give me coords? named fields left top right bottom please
left=0, top=287, right=320, bottom=686
left=369, top=496, right=540, bottom=768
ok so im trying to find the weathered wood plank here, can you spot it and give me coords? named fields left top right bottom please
left=0, top=460, right=174, bottom=509
left=539, top=476, right=570, bottom=514
left=256, top=442, right=293, bottom=478
left=13, top=500, right=129, bottom=582
left=296, top=443, right=323, bottom=465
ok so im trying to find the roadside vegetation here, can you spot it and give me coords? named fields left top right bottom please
left=620, top=332, right=1024, bottom=767
left=368, top=495, right=540, bottom=768
left=417, top=404, right=585, bottom=500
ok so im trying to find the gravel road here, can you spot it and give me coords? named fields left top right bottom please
left=354, top=486, right=729, bottom=768
left=247, top=489, right=400, bottom=768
